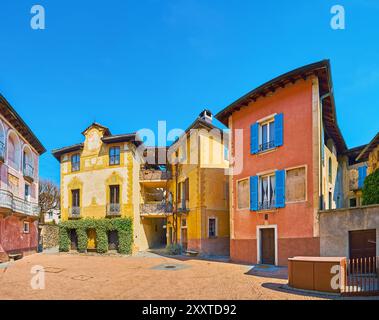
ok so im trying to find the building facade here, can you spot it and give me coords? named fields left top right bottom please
left=216, top=60, right=347, bottom=266
left=0, top=94, right=45, bottom=262
left=166, top=110, right=230, bottom=255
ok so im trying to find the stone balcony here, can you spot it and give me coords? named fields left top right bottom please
left=139, top=169, right=172, bottom=182
left=0, top=189, right=40, bottom=217
left=140, top=203, right=173, bottom=217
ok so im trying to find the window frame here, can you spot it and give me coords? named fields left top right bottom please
left=71, top=153, right=80, bottom=172
left=258, top=172, right=276, bottom=211
left=109, top=185, right=120, bottom=204
left=23, top=221, right=30, bottom=234
left=285, top=165, right=308, bottom=204
left=208, top=217, right=217, bottom=238
left=71, top=189, right=80, bottom=207
left=236, top=177, right=250, bottom=210
left=109, top=146, right=121, bottom=166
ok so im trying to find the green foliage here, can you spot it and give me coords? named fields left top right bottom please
left=362, top=169, right=379, bottom=205
left=58, top=217, right=133, bottom=254
left=166, top=243, right=182, bottom=255
left=58, top=225, right=70, bottom=252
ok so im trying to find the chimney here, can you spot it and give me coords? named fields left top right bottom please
left=199, top=109, right=213, bottom=123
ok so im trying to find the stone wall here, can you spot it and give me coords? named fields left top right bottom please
left=40, top=224, right=60, bottom=249
left=319, top=204, right=379, bottom=257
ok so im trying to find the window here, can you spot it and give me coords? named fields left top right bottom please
left=358, top=165, right=367, bottom=189
left=259, top=174, right=276, bottom=210
left=25, top=184, right=30, bottom=200
left=208, top=218, right=216, bottom=238
left=224, top=144, right=229, bottom=161
left=328, top=191, right=332, bottom=209
left=48, top=211, right=53, bottom=219
left=71, top=154, right=80, bottom=172
left=71, top=189, right=80, bottom=207
left=259, top=120, right=275, bottom=152
left=349, top=198, right=357, bottom=208
left=109, top=146, right=120, bottom=165
left=328, top=157, right=332, bottom=183
left=251, top=113, right=283, bottom=154
left=109, top=185, right=120, bottom=204
left=23, top=221, right=30, bottom=234
left=181, top=218, right=187, bottom=227
left=286, top=167, right=306, bottom=202
left=237, top=179, right=249, bottom=209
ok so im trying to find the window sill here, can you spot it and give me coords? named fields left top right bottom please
left=255, top=147, right=278, bottom=156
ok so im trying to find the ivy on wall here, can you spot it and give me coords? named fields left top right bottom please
left=59, top=217, right=133, bottom=254
left=362, top=169, right=379, bottom=206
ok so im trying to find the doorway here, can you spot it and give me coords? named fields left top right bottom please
left=258, top=226, right=277, bottom=265
left=108, top=230, right=119, bottom=251
left=87, top=229, right=97, bottom=251
left=181, top=228, right=188, bottom=251
left=70, top=229, right=78, bottom=250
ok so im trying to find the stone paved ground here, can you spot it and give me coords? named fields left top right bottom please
left=0, top=252, right=376, bottom=300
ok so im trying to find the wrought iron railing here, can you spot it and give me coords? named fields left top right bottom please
left=259, top=140, right=275, bottom=152
left=140, top=203, right=172, bottom=215
left=177, top=200, right=189, bottom=212
left=69, top=206, right=81, bottom=218
left=0, top=189, right=40, bottom=216
left=23, top=163, right=34, bottom=179
left=106, top=203, right=121, bottom=216
left=139, top=169, right=172, bottom=181
left=258, top=200, right=276, bottom=210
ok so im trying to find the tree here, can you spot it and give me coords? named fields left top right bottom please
left=38, top=179, right=60, bottom=224
left=362, top=169, right=379, bottom=206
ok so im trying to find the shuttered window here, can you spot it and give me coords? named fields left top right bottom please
left=250, top=113, right=283, bottom=154
left=250, top=176, right=258, bottom=211
left=275, top=170, right=286, bottom=208
left=237, top=178, right=250, bottom=209
left=358, top=165, right=367, bottom=189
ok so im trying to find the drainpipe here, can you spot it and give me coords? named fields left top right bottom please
left=319, top=93, right=330, bottom=210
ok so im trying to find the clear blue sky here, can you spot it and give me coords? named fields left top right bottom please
left=0, top=0, right=378, bottom=184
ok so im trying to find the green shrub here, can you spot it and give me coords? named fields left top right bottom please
left=166, top=243, right=182, bottom=255
left=362, top=169, right=379, bottom=205
left=58, top=217, right=133, bottom=254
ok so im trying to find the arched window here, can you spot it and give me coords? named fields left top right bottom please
left=7, top=131, right=21, bottom=170
left=23, top=146, right=34, bottom=177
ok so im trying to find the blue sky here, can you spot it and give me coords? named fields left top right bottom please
left=0, top=0, right=378, bottom=183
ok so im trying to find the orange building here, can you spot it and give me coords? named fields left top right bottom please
left=216, top=60, right=347, bottom=266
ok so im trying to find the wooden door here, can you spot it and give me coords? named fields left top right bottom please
left=181, top=228, right=188, bottom=251
left=108, top=230, right=119, bottom=250
left=349, top=229, right=376, bottom=259
left=70, top=229, right=78, bottom=250
left=87, top=229, right=97, bottom=251
left=261, top=228, right=275, bottom=265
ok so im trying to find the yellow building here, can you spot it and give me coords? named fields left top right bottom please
left=166, top=110, right=230, bottom=256
left=52, top=123, right=158, bottom=251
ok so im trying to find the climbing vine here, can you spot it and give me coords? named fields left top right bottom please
left=59, top=217, right=133, bottom=254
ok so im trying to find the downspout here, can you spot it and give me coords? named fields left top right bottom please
left=319, top=93, right=330, bottom=210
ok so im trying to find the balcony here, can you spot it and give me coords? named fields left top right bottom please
left=259, top=140, right=275, bottom=152
left=140, top=203, right=173, bottom=217
left=23, top=163, right=34, bottom=182
left=258, top=200, right=276, bottom=211
left=0, top=141, right=4, bottom=163
left=0, top=189, right=40, bottom=217
left=106, top=203, right=121, bottom=217
left=68, top=206, right=81, bottom=219
left=140, top=169, right=171, bottom=182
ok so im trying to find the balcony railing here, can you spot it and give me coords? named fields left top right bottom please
left=23, top=163, right=34, bottom=180
left=0, top=141, right=4, bottom=163
left=69, top=206, right=81, bottom=219
left=139, top=169, right=172, bottom=181
left=140, top=203, right=173, bottom=215
left=259, top=140, right=275, bottom=152
left=106, top=203, right=121, bottom=216
left=0, top=189, right=40, bottom=217
left=177, top=200, right=189, bottom=212
left=258, top=200, right=276, bottom=211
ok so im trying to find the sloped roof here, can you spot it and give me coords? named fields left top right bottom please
left=215, top=60, right=347, bottom=153
left=356, top=132, right=379, bottom=161
left=0, top=94, right=46, bottom=154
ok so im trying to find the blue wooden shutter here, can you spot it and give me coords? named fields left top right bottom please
left=250, top=176, right=258, bottom=211
left=358, top=165, right=368, bottom=189
left=275, top=170, right=285, bottom=208
left=274, top=113, right=284, bottom=147
left=250, top=123, right=259, bottom=154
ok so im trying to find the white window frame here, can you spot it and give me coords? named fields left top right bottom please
left=258, top=118, right=275, bottom=152
left=208, top=217, right=218, bottom=238
left=23, top=221, right=30, bottom=234
left=236, top=177, right=250, bottom=210
left=256, top=224, right=278, bottom=266
left=258, top=172, right=276, bottom=210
